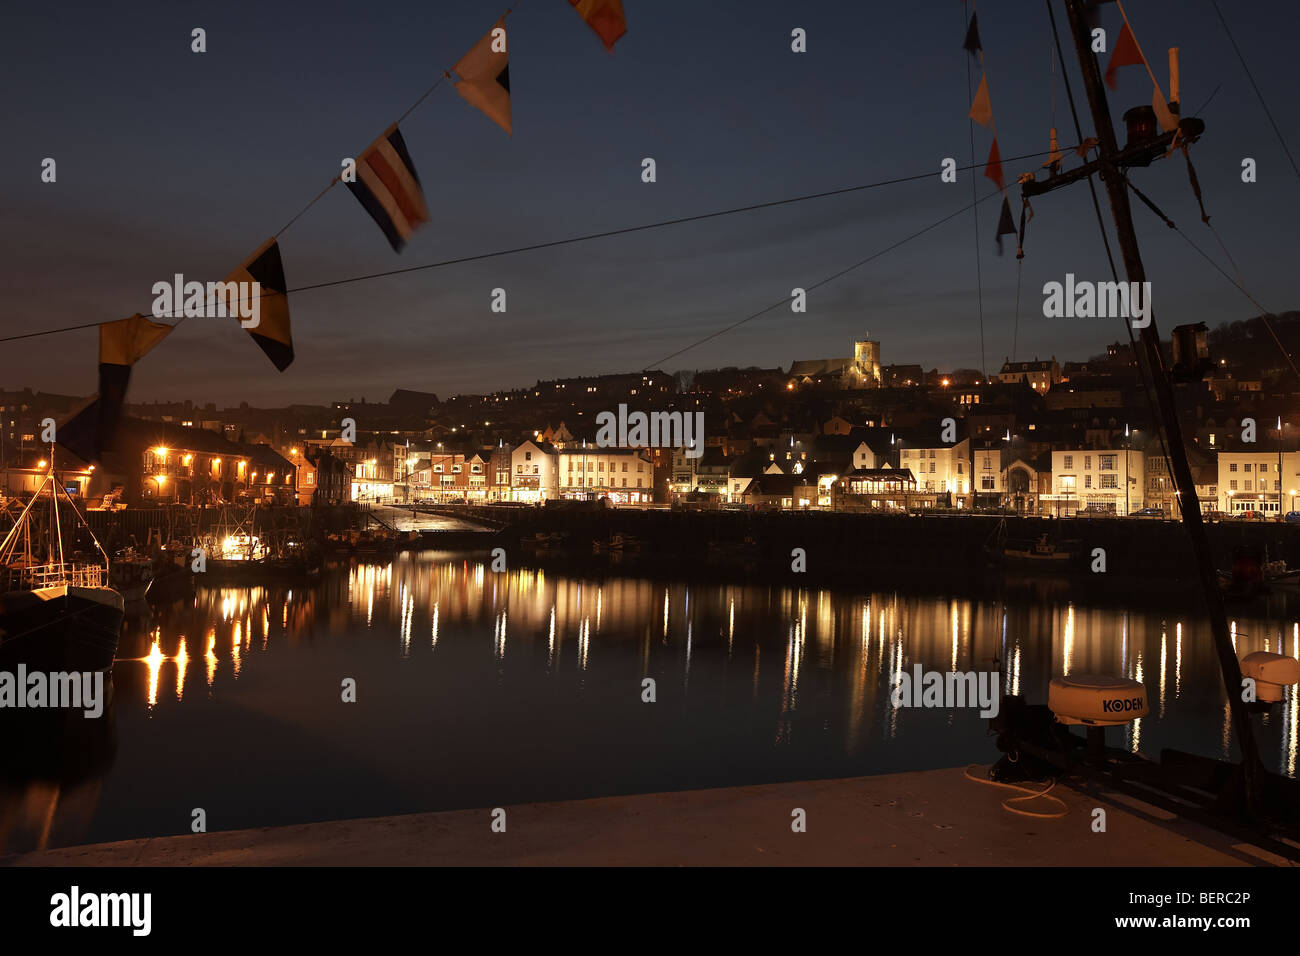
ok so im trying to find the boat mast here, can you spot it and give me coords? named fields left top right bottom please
left=1058, top=0, right=1263, bottom=810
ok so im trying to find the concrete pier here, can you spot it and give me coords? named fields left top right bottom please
left=4, top=767, right=1286, bottom=866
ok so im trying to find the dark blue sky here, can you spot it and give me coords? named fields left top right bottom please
left=2, top=0, right=1297, bottom=405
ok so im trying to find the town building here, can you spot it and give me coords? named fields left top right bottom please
left=1047, top=448, right=1144, bottom=516
left=557, top=446, right=653, bottom=504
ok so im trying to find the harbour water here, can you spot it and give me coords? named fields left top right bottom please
left=2, top=546, right=1297, bottom=854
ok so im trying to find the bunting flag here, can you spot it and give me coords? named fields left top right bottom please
left=963, top=12, right=981, bottom=57
left=59, top=314, right=173, bottom=463
left=968, top=74, right=993, bottom=128
left=453, top=18, right=512, bottom=135
left=995, top=196, right=1017, bottom=255
left=983, top=137, right=1004, bottom=192
left=1104, top=22, right=1145, bottom=90
left=219, top=239, right=294, bottom=372
left=347, top=124, right=430, bottom=253
left=569, top=0, right=627, bottom=52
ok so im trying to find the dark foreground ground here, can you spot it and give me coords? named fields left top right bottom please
left=5, top=767, right=1288, bottom=866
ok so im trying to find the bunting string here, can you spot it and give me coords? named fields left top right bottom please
left=3, top=146, right=1074, bottom=342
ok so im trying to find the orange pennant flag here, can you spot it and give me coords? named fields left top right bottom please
left=569, top=0, right=627, bottom=52
left=969, top=73, right=993, bottom=128
left=1104, top=22, right=1145, bottom=90
left=984, top=137, right=1004, bottom=192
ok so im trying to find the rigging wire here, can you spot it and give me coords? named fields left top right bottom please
left=1208, top=0, right=1300, bottom=185
left=1124, top=177, right=1300, bottom=383
left=644, top=188, right=1005, bottom=371
left=0, top=148, right=1068, bottom=345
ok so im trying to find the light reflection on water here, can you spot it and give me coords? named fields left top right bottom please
left=1, top=550, right=1297, bottom=852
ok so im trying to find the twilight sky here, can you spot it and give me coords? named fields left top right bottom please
left=2, top=0, right=1297, bottom=406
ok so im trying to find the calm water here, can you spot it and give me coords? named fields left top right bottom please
left=2, top=548, right=1297, bottom=852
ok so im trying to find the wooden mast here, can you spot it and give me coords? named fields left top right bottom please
left=1057, top=0, right=1264, bottom=810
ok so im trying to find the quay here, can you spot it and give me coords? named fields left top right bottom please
left=3, top=767, right=1285, bottom=867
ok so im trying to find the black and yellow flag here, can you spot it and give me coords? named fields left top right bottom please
left=219, top=239, right=294, bottom=371
left=60, top=313, right=173, bottom=462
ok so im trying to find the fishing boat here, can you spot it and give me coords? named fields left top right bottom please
left=1216, top=546, right=1300, bottom=597
left=147, top=540, right=197, bottom=603
left=0, top=469, right=123, bottom=673
left=109, top=548, right=154, bottom=609
left=984, top=519, right=1080, bottom=571
left=196, top=505, right=321, bottom=584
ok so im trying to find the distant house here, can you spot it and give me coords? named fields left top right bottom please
left=999, top=357, right=1063, bottom=392
left=736, top=473, right=819, bottom=510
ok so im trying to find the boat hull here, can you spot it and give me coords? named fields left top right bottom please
left=0, top=586, right=124, bottom=673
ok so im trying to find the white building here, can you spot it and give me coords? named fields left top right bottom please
left=509, top=440, right=557, bottom=502
left=557, top=447, right=653, bottom=504
left=899, top=438, right=971, bottom=499
left=1217, top=449, right=1299, bottom=515
left=1048, top=449, right=1144, bottom=515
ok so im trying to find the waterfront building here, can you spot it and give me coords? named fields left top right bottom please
left=557, top=446, right=653, bottom=504
left=898, top=437, right=972, bottom=504
left=510, top=440, right=558, bottom=503
left=669, top=447, right=729, bottom=501
left=831, top=467, right=918, bottom=511
left=1001, top=454, right=1050, bottom=515
left=61, top=418, right=296, bottom=507
left=1047, top=448, right=1145, bottom=516
left=1217, top=447, right=1299, bottom=516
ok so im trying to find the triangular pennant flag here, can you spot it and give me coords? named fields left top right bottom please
left=99, top=313, right=173, bottom=368
left=453, top=18, right=512, bottom=135
left=347, top=124, right=430, bottom=253
left=968, top=73, right=993, bottom=128
left=58, top=314, right=174, bottom=463
left=1104, top=22, right=1145, bottom=90
left=963, top=12, right=981, bottom=57
left=983, top=137, right=1004, bottom=192
left=1152, top=85, right=1178, bottom=133
left=995, top=196, right=1017, bottom=255
left=218, top=239, right=294, bottom=372
left=570, top=0, right=627, bottom=52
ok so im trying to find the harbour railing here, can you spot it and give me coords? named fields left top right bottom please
left=1, top=561, right=109, bottom=591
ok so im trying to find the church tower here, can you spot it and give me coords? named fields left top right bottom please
left=853, top=338, right=881, bottom=388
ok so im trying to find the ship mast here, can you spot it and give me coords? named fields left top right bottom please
left=1054, top=0, right=1263, bottom=809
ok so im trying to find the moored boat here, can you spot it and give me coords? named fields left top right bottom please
left=0, top=470, right=123, bottom=672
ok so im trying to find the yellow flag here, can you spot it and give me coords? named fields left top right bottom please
left=99, top=313, right=172, bottom=367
